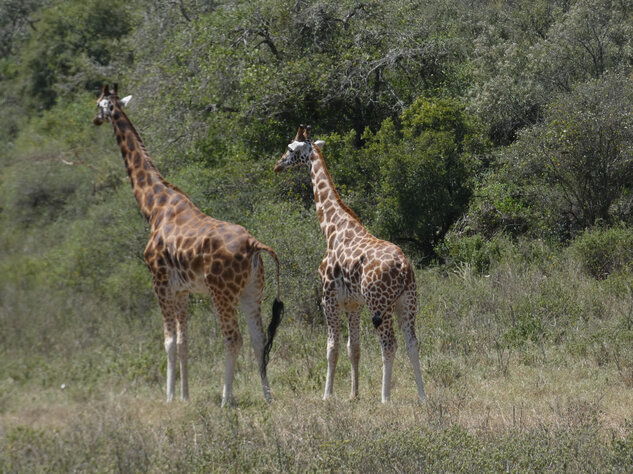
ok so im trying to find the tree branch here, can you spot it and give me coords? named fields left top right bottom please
left=256, top=25, right=281, bottom=59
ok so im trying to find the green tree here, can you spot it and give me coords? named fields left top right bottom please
left=18, top=0, right=136, bottom=109
left=468, top=0, right=633, bottom=146
left=129, top=0, right=467, bottom=167
left=502, top=71, right=633, bottom=237
left=372, top=96, right=487, bottom=256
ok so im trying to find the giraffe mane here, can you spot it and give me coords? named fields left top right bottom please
left=113, top=99, right=193, bottom=201
left=312, top=144, right=362, bottom=224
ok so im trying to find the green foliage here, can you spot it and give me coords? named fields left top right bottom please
left=131, top=0, right=467, bottom=159
left=18, top=0, right=136, bottom=109
left=462, top=179, right=534, bottom=238
left=467, top=70, right=633, bottom=240
left=569, top=225, right=633, bottom=279
left=438, top=232, right=508, bottom=274
left=469, top=0, right=633, bottom=145
left=372, top=97, right=487, bottom=255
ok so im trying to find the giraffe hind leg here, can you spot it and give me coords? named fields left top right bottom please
left=395, top=289, right=425, bottom=402
left=212, top=291, right=243, bottom=407
left=376, top=314, right=397, bottom=403
left=240, top=260, right=272, bottom=403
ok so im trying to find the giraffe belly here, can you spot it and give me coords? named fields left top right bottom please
left=168, top=267, right=208, bottom=294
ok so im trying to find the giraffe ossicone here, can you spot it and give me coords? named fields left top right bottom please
left=94, top=84, right=284, bottom=406
left=275, top=125, right=425, bottom=403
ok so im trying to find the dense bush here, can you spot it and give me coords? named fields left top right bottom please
left=373, top=96, right=488, bottom=255
left=437, top=232, right=508, bottom=274
left=569, top=225, right=633, bottom=279
left=465, top=71, right=633, bottom=240
left=18, top=0, right=135, bottom=109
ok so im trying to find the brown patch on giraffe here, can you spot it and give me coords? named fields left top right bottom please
left=136, top=170, right=147, bottom=186
left=210, top=260, right=222, bottom=275
left=223, top=266, right=235, bottom=281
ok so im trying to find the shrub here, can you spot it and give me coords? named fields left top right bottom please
left=569, top=225, right=633, bottom=279
left=437, top=232, right=509, bottom=274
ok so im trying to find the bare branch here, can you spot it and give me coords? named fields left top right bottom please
left=177, top=0, right=191, bottom=22
left=256, top=25, right=281, bottom=59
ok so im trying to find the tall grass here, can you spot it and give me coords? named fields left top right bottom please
left=3, top=232, right=633, bottom=471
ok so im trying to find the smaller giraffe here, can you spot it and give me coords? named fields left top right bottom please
left=275, top=125, right=425, bottom=403
left=93, top=84, right=283, bottom=406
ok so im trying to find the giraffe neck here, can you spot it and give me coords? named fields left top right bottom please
left=110, top=105, right=186, bottom=223
left=309, top=146, right=363, bottom=242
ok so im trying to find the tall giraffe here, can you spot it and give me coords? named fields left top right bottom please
left=274, top=125, right=425, bottom=403
left=93, top=84, right=283, bottom=406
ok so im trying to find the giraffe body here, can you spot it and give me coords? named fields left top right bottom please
left=275, top=126, right=425, bottom=402
left=94, top=85, right=283, bottom=406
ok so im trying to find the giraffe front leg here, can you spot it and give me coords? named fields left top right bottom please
left=323, top=296, right=341, bottom=400
left=164, top=331, right=177, bottom=403
left=346, top=307, right=361, bottom=399
left=155, top=285, right=184, bottom=403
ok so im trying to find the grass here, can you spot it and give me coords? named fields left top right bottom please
left=3, top=242, right=633, bottom=472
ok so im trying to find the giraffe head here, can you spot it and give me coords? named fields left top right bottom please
left=93, top=83, right=132, bottom=126
left=274, top=125, right=325, bottom=172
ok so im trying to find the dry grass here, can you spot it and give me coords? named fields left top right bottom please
left=3, top=253, right=633, bottom=471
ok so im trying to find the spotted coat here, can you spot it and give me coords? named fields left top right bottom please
left=275, top=125, right=425, bottom=402
left=94, top=84, right=283, bottom=406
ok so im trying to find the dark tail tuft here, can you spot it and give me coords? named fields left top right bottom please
left=261, top=298, right=284, bottom=379
left=372, top=315, right=383, bottom=329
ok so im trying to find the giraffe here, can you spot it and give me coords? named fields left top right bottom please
left=274, top=125, right=425, bottom=403
left=93, top=84, right=283, bottom=406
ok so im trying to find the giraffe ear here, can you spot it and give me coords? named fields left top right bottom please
left=120, top=95, right=132, bottom=107
left=314, top=140, right=325, bottom=149
left=294, top=125, right=305, bottom=141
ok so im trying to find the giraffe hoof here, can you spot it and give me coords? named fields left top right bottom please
left=221, top=397, right=236, bottom=408
left=372, top=315, right=382, bottom=328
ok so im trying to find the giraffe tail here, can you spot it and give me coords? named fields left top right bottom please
left=252, top=240, right=284, bottom=377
